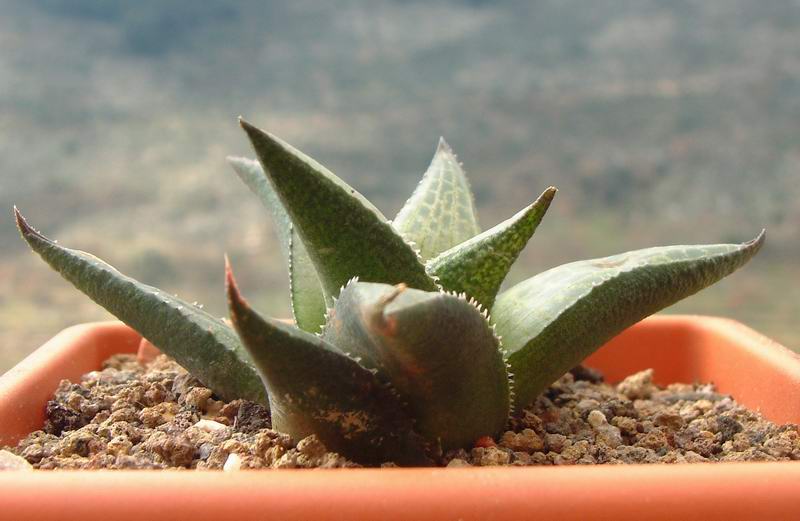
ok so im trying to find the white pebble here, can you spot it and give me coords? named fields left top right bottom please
left=194, top=419, right=227, bottom=433
left=0, top=450, right=33, bottom=470
left=446, top=458, right=472, bottom=468
left=223, top=453, right=242, bottom=471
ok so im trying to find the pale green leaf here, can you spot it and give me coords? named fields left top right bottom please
left=393, top=138, right=480, bottom=260
left=493, top=232, right=766, bottom=411
left=427, top=187, right=556, bottom=309
left=288, top=230, right=327, bottom=332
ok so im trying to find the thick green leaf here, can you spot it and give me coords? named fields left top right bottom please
left=427, top=187, right=556, bottom=309
left=228, top=156, right=326, bottom=332
left=493, top=232, right=766, bottom=411
left=287, top=231, right=327, bottom=332
left=322, top=281, right=510, bottom=451
left=393, top=138, right=480, bottom=260
left=226, top=266, right=430, bottom=466
left=240, top=119, right=437, bottom=299
left=14, top=208, right=267, bottom=406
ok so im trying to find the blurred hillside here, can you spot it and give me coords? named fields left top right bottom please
left=1, top=0, right=798, bottom=370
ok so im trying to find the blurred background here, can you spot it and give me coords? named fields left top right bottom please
left=1, top=0, right=798, bottom=370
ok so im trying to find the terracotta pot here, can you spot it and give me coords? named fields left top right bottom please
left=0, top=316, right=798, bottom=520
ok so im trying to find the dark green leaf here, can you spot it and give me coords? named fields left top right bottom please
left=493, top=232, right=766, bottom=411
left=226, top=266, right=430, bottom=466
left=239, top=119, right=437, bottom=299
left=14, top=208, right=267, bottom=406
left=322, top=281, right=510, bottom=450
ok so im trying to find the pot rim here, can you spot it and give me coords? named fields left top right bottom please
left=1, top=315, right=798, bottom=520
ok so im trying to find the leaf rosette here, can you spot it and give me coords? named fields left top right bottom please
left=15, top=118, right=764, bottom=464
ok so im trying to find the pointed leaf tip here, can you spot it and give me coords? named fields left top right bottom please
left=224, top=254, right=236, bottom=294
left=749, top=229, right=767, bottom=248
left=393, top=139, right=481, bottom=260
left=14, top=207, right=41, bottom=241
left=240, top=119, right=436, bottom=296
left=239, top=116, right=255, bottom=133
left=427, top=186, right=556, bottom=308
left=225, top=258, right=249, bottom=319
left=239, top=119, right=280, bottom=151
left=239, top=118, right=273, bottom=147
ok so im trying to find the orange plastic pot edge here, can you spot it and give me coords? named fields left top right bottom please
left=0, top=315, right=798, bottom=521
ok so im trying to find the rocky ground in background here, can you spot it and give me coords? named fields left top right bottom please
left=2, top=354, right=798, bottom=470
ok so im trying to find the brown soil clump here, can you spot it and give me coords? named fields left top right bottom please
left=5, top=355, right=355, bottom=470
left=4, top=356, right=799, bottom=469
left=445, top=368, right=799, bottom=466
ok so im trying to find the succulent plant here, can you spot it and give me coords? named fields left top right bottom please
left=15, top=118, right=764, bottom=465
